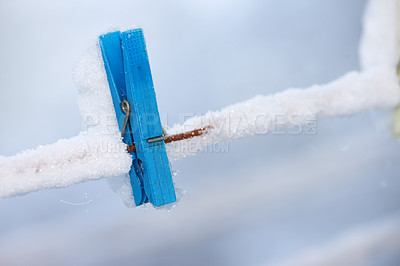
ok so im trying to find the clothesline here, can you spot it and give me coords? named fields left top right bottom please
left=0, top=0, right=398, bottom=199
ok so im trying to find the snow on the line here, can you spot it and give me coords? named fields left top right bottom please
left=166, top=0, right=400, bottom=160
left=166, top=67, right=400, bottom=160
left=0, top=135, right=131, bottom=198
left=0, top=43, right=132, bottom=199
left=0, top=0, right=399, bottom=199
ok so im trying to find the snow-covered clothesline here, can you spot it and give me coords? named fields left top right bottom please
left=0, top=0, right=399, bottom=199
left=166, top=67, right=399, bottom=160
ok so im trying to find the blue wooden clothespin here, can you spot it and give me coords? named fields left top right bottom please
left=99, top=29, right=176, bottom=206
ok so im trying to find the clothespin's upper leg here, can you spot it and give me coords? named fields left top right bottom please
left=121, top=29, right=176, bottom=206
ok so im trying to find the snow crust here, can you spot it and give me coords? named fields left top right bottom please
left=0, top=135, right=131, bottom=198
left=0, top=42, right=132, bottom=198
left=166, top=67, right=400, bottom=160
left=0, top=0, right=398, bottom=199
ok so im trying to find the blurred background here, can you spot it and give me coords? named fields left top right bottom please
left=1, top=0, right=400, bottom=265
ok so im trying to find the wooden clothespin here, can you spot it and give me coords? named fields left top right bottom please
left=99, top=29, right=176, bottom=206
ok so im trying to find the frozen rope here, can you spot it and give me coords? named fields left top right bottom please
left=0, top=0, right=398, bottom=198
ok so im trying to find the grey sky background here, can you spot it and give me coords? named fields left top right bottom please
left=1, top=0, right=400, bottom=265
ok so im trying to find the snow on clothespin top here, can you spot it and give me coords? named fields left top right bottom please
left=99, top=29, right=176, bottom=206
